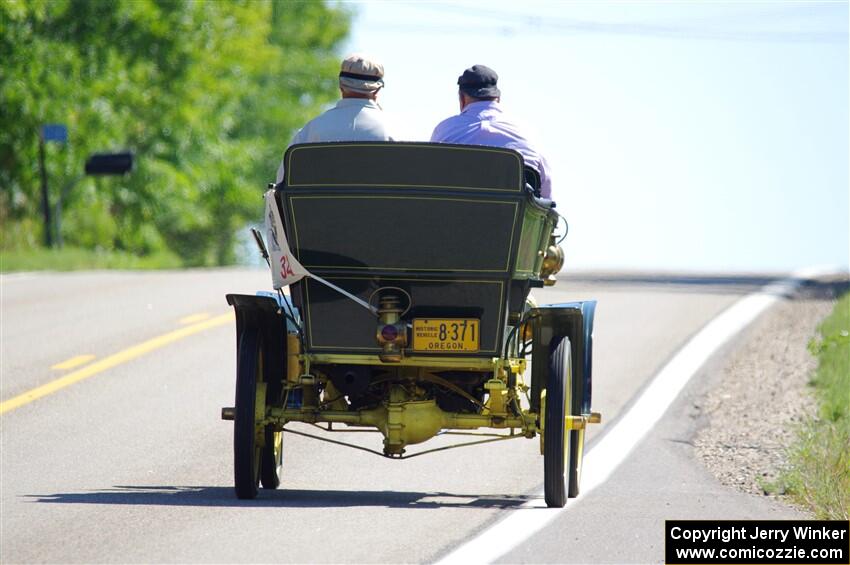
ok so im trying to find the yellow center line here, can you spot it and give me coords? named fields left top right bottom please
left=0, top=312, right=234, bottom=416
left=178, top=312, right=211, bottom=325
left=51, top=354, right=96, bottom=371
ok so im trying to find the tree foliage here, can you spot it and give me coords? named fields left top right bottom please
left=0, top=0, right=350, bottom=265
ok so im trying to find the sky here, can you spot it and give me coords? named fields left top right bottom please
left=340, top=1, right=849, bottom=273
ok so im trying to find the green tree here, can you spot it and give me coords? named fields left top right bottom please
left=0, top=0, right=350, bottom=265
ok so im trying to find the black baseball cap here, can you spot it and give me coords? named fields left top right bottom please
left=457, top=64, right=500, bottom=98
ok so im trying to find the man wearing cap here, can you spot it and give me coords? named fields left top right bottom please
left=430, top=65, right=552, bottom=199
left=276, top=54, right=394, bottom=183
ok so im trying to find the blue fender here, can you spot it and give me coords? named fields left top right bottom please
left=530, top=300, right=597, bottom=415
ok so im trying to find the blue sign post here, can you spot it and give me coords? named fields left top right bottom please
left=38, top=123, right=68, bottom=247
left=37, top=123, right=134, bottom=248
left=42, top=124, right=68, bottom=143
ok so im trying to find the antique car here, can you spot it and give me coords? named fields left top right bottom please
left=221, top=142, right=599, bottom=508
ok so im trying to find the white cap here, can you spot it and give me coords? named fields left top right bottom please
left=339, top=53, right=384, bottom=94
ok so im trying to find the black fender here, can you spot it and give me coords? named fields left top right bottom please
left=225, top=294, right=294, bottom=395
left=528, top=300, right=596, bottom=416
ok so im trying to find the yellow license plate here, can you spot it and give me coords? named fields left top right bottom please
left=412, top=319, right=479, bottom=352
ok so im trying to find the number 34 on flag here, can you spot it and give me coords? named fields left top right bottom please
left=264, top=190, right=309, bottom=289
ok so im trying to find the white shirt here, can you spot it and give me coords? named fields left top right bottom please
left=430, top=100, right=552, bottom=198
left=276, top=98, right=394, bottom=183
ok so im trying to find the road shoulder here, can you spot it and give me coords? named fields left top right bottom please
left=496, top=278, right=846, bottom=564
left=694, top=276, right=849, bottom=507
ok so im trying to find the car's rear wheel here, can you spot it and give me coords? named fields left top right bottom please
left=568, top=428, right=585, bottom=498
left=260, top=426, right=282, bottom=489
left=234, top=327, right=262, bottom=499
left=544, top=335, right=572, bottom=508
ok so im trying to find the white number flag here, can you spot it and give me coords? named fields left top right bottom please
left=264, top=189, right=309, bottom=289
left=262, top=189, right=378, bottom=315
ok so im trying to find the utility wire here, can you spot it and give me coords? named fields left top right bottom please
left=365, top=2, right=847, bottom=44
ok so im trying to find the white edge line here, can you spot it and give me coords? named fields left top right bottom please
left=434, top=266, right=841, bottom=565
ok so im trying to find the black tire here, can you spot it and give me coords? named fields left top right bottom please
left=568, top=428, right=585, bottom=498
left=234, top=328, right=261, bottom=499
left=260, top=425, right=282, bottom=489
left=544, top=335, right=572, bottom=508
left=260, top=327, right=284, bottom=490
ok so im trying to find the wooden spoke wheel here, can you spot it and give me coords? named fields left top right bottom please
left=260, top=426, right=282, bottom=489
left=568, top=428, right=585, bottom=498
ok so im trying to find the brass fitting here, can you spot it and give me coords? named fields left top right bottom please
left=566, top=415, right=585, bottom=430
left=300, top=375, right=317, bottom=410
left=376, top=294, right=408, bottom=363
left=539, top=235, right=564, bottom=286
left=379, top=385, right=444, bottom=456
left=484, top=379, right=508, bottom=416
left=286, top=333, right=301, bottom=385
left=521, top=296, right=537, bottom=342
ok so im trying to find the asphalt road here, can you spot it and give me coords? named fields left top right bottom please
left=0, top=269, right=804, bottom=563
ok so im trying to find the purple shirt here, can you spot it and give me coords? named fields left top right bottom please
left=430, top=101, right=552, bottom=198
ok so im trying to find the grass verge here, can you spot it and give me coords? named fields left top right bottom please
left=774, top=292, right=849, bottom=519
left=0, top=247, right=183, bottom=272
